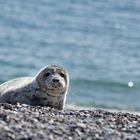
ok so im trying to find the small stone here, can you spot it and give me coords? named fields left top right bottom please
left=21, top=104, right=28, bottom=107
left=17, top=103, right=22, bottom=108
left=68, top=136, right=73, bottom=140
left=76, top=122, right=86, bottom=129
left=49, top=134, right=54, bottom=140
left=85, top=137, right=93, bottom=140
left=75, top=128, right=82, bottom=136
left=3, top=126, right=13, bottom=133
left=53, top=129, right=63, bottom=136
left=3, top=104, right=13, bottom=110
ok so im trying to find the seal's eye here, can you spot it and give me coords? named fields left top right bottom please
left=60, top=72, right=65, bottom=78
left=44, top=72, right=50, bottom=77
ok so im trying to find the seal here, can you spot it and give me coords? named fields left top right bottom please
left=0, top=65, right=69, bottom=110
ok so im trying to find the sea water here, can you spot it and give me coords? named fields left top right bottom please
left=0, top=0, right=140, bottom=111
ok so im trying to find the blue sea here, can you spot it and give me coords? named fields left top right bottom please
left=0, top=0, right=140, bottom=112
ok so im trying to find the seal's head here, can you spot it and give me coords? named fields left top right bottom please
left=35, top=65, right=69, bottom=96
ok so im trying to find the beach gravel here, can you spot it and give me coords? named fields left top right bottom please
left=0, top=103, right=140, bottom=140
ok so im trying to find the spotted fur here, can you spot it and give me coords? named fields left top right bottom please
left=0, top=65, right=69, bottom=110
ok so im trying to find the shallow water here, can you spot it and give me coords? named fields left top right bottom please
left=0, top=0, right=140, bottom=111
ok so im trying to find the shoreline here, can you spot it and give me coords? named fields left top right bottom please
left=66, top=104, right=140, bottom=116
left=0, top=103, right=140, bottom=140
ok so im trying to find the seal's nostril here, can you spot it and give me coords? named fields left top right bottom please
left=53, top=79, right=59, bottom=82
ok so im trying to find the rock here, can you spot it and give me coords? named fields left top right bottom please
left=76, top=122, right=86, bottom=129
left=0, top=103, right=140, bottom=140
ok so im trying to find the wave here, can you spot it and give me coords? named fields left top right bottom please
left=71, top=78, right=139, bottom=92
left=68, top=78, right=140, bottom=111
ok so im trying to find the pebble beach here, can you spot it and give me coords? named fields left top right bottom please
left=0, top=103, right=140, bottom=140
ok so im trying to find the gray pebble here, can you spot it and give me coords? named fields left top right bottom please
left=0, top=103, right=140, bottom=140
